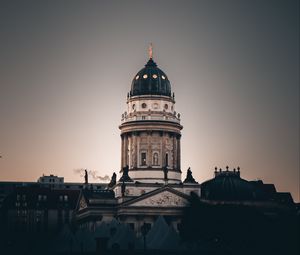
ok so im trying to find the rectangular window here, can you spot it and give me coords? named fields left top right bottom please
left=141, top=152, right=147, bottom=166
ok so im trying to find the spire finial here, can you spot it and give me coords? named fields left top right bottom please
left=148, top=43, right=153, bottom=59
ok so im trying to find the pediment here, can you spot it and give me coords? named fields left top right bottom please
left=127, top=190, right=189, bottom=207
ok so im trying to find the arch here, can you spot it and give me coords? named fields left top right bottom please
left=141, top=152, right=147, bottom=166
left=153, top=152, right=159, bottom=166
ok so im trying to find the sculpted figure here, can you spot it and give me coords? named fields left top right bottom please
left=84, top=169, right=88, bottom=184
left=108, top=172, right=117, bottom=188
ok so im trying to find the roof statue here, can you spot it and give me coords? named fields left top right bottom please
left=108, top=172, right=117, bottom=188
left=118, top=165, right=133, bottom=182
left=183, top=167, right=198, bottom=184
left=84, top=169, right=88, bottom=184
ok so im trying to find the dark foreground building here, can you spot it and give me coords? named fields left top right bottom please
left=0, top=168, right=298, bottom=255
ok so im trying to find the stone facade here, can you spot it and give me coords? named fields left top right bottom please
left=120, top=96, right=182, bottom=183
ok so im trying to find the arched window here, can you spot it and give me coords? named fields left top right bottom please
left=141, top=152, right=147, bottom=166
left=153, top=152, right=159, bottom=166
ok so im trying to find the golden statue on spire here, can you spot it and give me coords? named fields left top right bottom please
left=148, top=43, right=153, bottom=59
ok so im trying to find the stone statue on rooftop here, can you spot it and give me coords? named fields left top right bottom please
left=119, top=165, right=133, bottom=182
left=84, top=169, right=88, bottom=184
left=108, top=172, right=117, bottom=188
left=183, top=167, right=198, bottom=184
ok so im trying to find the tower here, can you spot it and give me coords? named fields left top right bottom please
left=119, top=46, right=183, bottom=183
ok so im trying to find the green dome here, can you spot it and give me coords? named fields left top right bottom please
left=130, top=58, right=172, bottom=97
left=200, top=170, right=261, bottom=201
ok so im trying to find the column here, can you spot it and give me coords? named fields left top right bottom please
left=133, top=133, right=138, bottom=168
left=147, top=131, right=152, bottom=167
left=137, top=136, right=140, bottom=167
left=128, top=135, right=131, bottom=168
left=177, top=135, right=181, bottom=171
left=161, top=132, right=166, bottom=167
left=173, top=134, right=177, bottom=170
left=124, top=134, right=129, bottom=167
left=121, top=135, right=124, bottom=169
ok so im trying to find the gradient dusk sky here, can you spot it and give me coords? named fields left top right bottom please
left=0, top=1, right=299, bottom=201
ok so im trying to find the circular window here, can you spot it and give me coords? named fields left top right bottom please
left=152, top=103, right=159, bottom=109
left=164, top=104, right=168, bottom=110
left=162, top=75, right=166, bottom=80
left=152, top=74, right=157, bottom=79
left=135, top=75, right=139, bottom=80
left=142, top=103, right=147, bottom=109
left=143, top=74, right=148, bottom=79
left=132, top=104, right=136, bottom=110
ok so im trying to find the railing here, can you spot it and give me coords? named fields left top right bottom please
left=121, top=114, right=180, bottom=123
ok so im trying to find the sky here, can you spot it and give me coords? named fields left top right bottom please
left=0, top=0, right=299, bottom=201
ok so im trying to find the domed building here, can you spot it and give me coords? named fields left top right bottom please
left=119, top=50, right=182, bottom=184
left=200, top=166, right=295, bottom=216
left=76, top=46, right=200, bottom=234
left=201, top=167, right=260, bottom=201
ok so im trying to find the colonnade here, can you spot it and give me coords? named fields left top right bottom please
left=120, top=132, right=181, bottom=172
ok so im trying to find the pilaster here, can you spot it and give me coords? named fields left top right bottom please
left=173, top=134, right=177, bottom=170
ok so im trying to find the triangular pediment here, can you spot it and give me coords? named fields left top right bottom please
left=123, top=187, right=189, bottom=207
